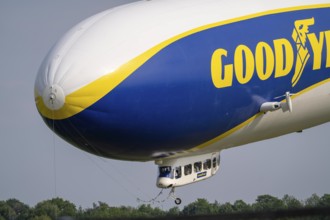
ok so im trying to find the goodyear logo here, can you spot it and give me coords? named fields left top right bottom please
left=211, top=18, right=330, bottom=88
left=197, top=171, right=207, bottom=178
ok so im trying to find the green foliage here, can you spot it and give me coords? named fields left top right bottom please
left=81, top=202, right=165, bottom=219
left=252, top=194, right=285, bottom=211
left=218, top=202, right=234, bottom=214
left=282, top=194, right=303, bottom=209
left=136, top=204, right=165, bottom=218
left=305, top=193, right=321, bottom=208
left=0, top=201, right=16, bottom=220
left=182, top=198, right=214, bottom=215
left=33, top=197, right=76, bottom=220
left=33, top=201, right=59, bottom=220
left=5, top=199, right=31, bottom=220
left=166, top=206, right=180, bottom=216
left=0, top=199, right=32, bottom=220
left=233, top=199, right=252, bottom=212
left=0, top=193, right=329, bottom=219
left=320, top=194, right=330, bottom=207
left=82, top=201, right=111, bottom=218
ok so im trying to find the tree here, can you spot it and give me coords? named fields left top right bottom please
left=319, top=194, right=330, bottom=207
left=167, top=206, right=180, bottom=217
left=182, top=198, right=213, bottom=216
left=83, top=201, right=111, bottom=218
left=115, top=206, right=136, bottom=218
left=150, top=206, right=165, bottom=217
left=6, top=199, right=31, bottom=220
left=305, top=193, right=321, bottom=208
left=218, top=202, right=234, bottom=214
left=232, top=200, right=251, bottom=212
left=49, top=198, right=76, bottom=217
left=1, top=193, right=330, bottom=219
left=282, top=194, right=303, bottom=209
left=33, top=200, right=60, bottom=220
left=252, top=194, right=285, bottom=211
left=33, top=198, right=76, bottom=219
left=0, top=201, right=16, bottom=220
left=136, top=204, right=164, bottom=218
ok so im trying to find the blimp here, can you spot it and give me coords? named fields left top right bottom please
left=35, top=0, right=330, bottom=204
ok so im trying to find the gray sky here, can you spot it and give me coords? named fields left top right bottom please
left=0, top=0, right=330, bottom=210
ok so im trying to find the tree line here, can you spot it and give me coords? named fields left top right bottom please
left=0, top=193, right=329, bottom=219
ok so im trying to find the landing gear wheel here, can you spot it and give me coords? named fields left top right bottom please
left=174, top=198, right=182, bottom=205
left=169, top=187, right=182, bottom=205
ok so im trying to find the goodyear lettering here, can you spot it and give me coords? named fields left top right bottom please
left=235, top=45, right=254, bottom=84
left=211, top=18, right=330, bottom=89
left=197, top=171, right=207, bottom=178
left=308, top=32, right=324, bottom=70
left=274, top=39, right=294, bottom=78
left=211, top=49, right=233, bottom=88
left=291, top=17, right=314, bottom=86
left=326, top=31, right=330, bottom=68
left=255, top=42, right=274, bottom=81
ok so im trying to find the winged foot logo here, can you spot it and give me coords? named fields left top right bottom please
left=211, top=17, right=330, bottom=89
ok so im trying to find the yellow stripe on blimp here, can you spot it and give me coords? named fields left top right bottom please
left=36, top=4, right=330, bottom=120
left=189, top=78, right=330, bottom=152
left=36, top=54, right=151, bottom=120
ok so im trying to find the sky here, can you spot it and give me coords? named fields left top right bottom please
left=0, top=0, right=330, bottom=210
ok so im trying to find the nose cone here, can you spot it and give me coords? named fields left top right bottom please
left=41, top=85, right=65, bottom=111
